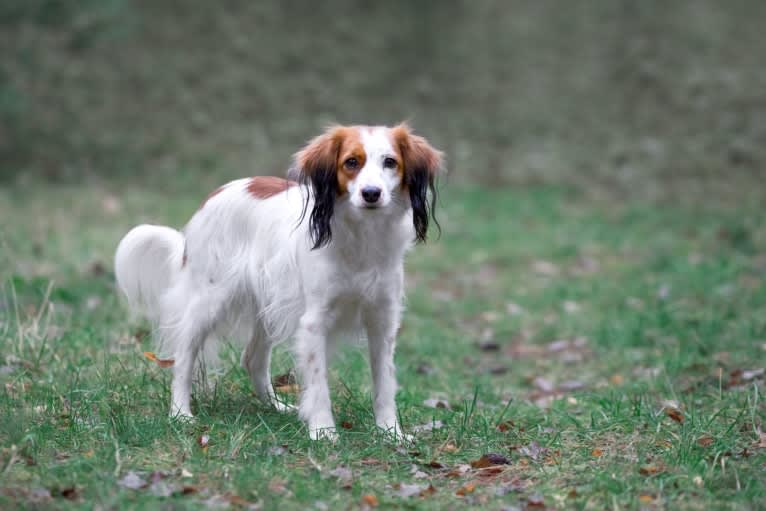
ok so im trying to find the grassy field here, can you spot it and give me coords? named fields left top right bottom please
left=2, top=1, right=766, bottom=509
left=1, top=178, right=765, bottom=510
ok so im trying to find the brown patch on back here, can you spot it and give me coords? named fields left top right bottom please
left=246, top=176, right=298, bottom=199
left=199, top=186, right=225, bottom=209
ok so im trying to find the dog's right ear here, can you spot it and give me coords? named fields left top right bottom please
left=293, top=127, right=345, bottom=249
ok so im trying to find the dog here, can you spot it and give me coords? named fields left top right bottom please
left=115, top=123, right=442, bottom=440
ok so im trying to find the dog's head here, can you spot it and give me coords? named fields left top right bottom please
left=292, top=123, right=443, bottom=249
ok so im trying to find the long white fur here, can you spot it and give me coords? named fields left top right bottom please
left=115, top=127, right=418, bottom=441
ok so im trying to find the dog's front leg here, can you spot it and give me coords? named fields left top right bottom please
left=295, top=311, right=336, bottom=441
left=364, top=300, right=408, bottom=442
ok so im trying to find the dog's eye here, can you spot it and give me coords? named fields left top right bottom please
left=383, top=157, right=397, bottom=169
left=344, top=158, right=359, bottom=170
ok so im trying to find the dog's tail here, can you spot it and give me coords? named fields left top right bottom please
left=115, top=225, right=185, bottom=323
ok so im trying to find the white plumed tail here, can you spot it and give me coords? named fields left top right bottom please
left=115, top=224, right=185, bottom=323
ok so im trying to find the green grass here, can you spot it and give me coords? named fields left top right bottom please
left=1, top=181, right=765, bottom=510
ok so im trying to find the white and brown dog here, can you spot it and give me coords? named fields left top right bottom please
left=115, top=124, right=442, bottom=440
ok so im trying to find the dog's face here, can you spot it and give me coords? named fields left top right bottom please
left=294, top=123, right=443, bottom=249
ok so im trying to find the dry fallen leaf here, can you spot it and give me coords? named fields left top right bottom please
left=143, top=351, right=174, bottom=368
left=455, top=483, right=476, bottom=496
left=442, top=442, right=459, bottom=453
left=591, top=448, right=603, bottom=457
left=470, top=453, right=511, bottom=468
left=275, top=384, right=300, bottom=394
left=665, top=406, right=684, bottom=424
left=609, top=374, right=624, bottom=385
left=697, top=435, right=714, bottom=447
left=423, top=398, right=451, bottom=410
left=639, top=463, right=663, bottom=476
left=361, top=494, right=379, bottom=507
left=497, top=421, right=514, bottom=432
left=639, top=494, right=654, bottom=503
left=445, top=464, right=472, bottom=478
left=526, top=493, right=545, bottom=508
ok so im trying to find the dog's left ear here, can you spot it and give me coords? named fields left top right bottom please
left=293, top=127, right=345, bottom=249
left=392, top=123, right=443, bottom=243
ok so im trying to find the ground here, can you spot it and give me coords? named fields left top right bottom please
left=1, top=180, right=765, bottom=510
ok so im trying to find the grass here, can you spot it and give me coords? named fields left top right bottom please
left=1, top=179, right=765, bottom=510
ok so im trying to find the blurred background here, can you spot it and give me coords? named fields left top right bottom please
left=2, top=0, right=765, bottom=203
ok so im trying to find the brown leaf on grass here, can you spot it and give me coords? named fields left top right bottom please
left=272, top=372, right=296, bottom=386
left=455, top=482, right=476, bottom=496
left=526, top=493, right=545, bottom=508
left=421, top=485, right=436, bottom=497
left=728, top=368, right=765, bottom=388
left=591, top=448, right=603, bottom=457
left=665, top=406, right=684, bottom=424
left=143, top=352, right=174, bottom=368
left=639, top=494, right=654, bottom=504
left=697, top=435, right=714, bottom=447
left=340, top=421, right=353, bottom=430
left=639, top=463, right=664, bottom=476
left=445, top=464, right=472, bottom=478
left=475, top=465, right=506, bottom=480
left=422, top=398, right=450, bottom=409
left=470, top=453, right=511, bottom=468
left=497, top=420, right=514, bottom=432
left=275, top=384, right=300, bottom=394
left=442, top=442, right=459, bottom=453
left=361, top=494, right=379, bottom=507
left=428, top=460, right=445, bottom=469
left=609, top=374, right=624, bottom=385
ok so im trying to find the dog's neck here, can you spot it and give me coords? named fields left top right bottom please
left=324, top=195, right=413, bottom=268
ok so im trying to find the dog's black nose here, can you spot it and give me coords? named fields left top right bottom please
left=361, top=186, right=382, bottom=204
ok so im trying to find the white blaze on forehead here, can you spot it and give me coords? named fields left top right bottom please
left=347, top=126, right=401, bottom=207
left=360, top=126, right=396, bottom=162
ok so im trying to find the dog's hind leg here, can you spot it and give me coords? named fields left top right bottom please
left=242, top=322, right=294, bottom=412
left=164, top=294, right=222, bottom=418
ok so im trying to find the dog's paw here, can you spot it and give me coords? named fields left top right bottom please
left=309, top=427, right=338, bottom=442
left=378, top=423, right=413, bottom=445
left=308, top=416, right=338, bottom=442
left=169, top=409, right=195, bottom=422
